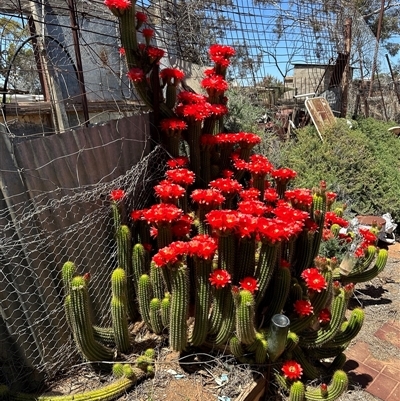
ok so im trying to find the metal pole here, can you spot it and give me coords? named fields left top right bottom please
left=368, top=0, right=385, bottom=98
left=340, top=18, right=352, bottom=118
left=385, top=53, right=400, bottom=105
left=67, top=0, right=90, bottom=127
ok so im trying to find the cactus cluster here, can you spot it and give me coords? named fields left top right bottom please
left=54, top=3, right=390, bottom=400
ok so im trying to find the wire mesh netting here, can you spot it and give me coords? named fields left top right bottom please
left=0, top=0, right=399, bottom=391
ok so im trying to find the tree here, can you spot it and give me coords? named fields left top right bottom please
left=0, top=16, right=40, bottom=94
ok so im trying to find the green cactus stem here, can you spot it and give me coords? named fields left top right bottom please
left=262, top=265, right=291, bottom=324
left=309, top=344, right=349, bottom=359
left=7, top=363, right=149, bottom=401
left=217, top=233, right=236, bottom=275
left=285, top=332, right=300, bottom=353
left=254, top=337, right=268, bottom=364
left=291, top=346, right=321, bottom=380
left=132, top=243, right=150, bottom=294
left=289, top=278, right=304, bottom=303
left=67, top=276, right=114, bottom=362
left=137, top=274, right=153, bottom=329
left=339, top=245, right=376, bottom=277
left=339, top=248, right=388, bottom=284
left=236, top=289, right=257, bottom=345
left=209, top=286, right=230, bottom=335
left=161, top=294, right=171, bottom=328
left=169, top=265, right=189, bottom=352
left=304, top=370, right=348, bottom=401
left=215, top=289, right=236, bottom=345
left=299, top=288, right=347, bottom=347
left=293, top=230, right=315, bottom=274
left=289, top=314, right=315, bottom=335
left=254, top=242, right=279, bottom=307
left=111, top=202, right=121, bottom=235
left=187, top=120, right=202, bottom=182
left=149, top=298, right=163, bottom=335
left=61, top=261, right=76, bottom=295
left=230, top=335, right=244, bottom=358
left=235, top=237, right=256, bottom=281
left=150, top=260, right=166, bottom=301
left=93, top=326, right=115, bottom=346
left=157, top=224, right=173, bottom=249
left=200, top=147, right=212, bottom=188
left=327, top=353, right=347, bottom=373
left=165, top=84, right=177, bottom=110
left=190, top=259, right=213, bottom=346
left=289, top=381, right=306, bottom=401
left=111, top=269, right=131, bottom=353
left=117, top=225, right=136, bottom=321
left=326, top=307, right=365, bottom=346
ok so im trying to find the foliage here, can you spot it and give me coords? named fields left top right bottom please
left=280, top=118, right=400, bottom=220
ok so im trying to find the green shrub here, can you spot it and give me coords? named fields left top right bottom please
left=280, top=118, right=400, bottom=221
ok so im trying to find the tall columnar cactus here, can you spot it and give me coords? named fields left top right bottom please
left=149, top=298, right=163, bottom=335
left=66, top=276, right=114, bottom=362
left=132, top=243, right=150, bottom=294
left=169, top=265, right=189, bottom=352
left=111, top=268, right=131, bottom=353
left=235, top=289, right=257, bottom=345
left=137, top=274, right=153, bottom=330
left=61, top=261, right=76, bottom=295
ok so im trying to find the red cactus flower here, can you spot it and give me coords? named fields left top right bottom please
left=359, top=228, right=377, bottom=245
left=236, top=132, right=261, bottom=148
left=135, top=11, right=147, bottom=23
left=142, top=203, right=183, bottom=225
left=209, top=177, right=243, bottom=196
left=110, top=189, right=125, bottom=201
left=301, top=268, right=327, bottom=292
left=237, top=200, right=268, bottom=216
left=293, top=299, right=313, bottom=317
left=209, top=269, right=231, bottom=288
left=239, top=277, right=259, bottom=293
left=191, top=188, right=225, bottom=207
left=237, top=213, right=258, bottom=238
left=177, top=91, right=208, bottom=104
left=130, top=209, right=143, bottom=221
left=167, top=157, right=189, bottom=169
left=165, top=168, right=195, bottom=186
left=326, top=191, right=337, bottom=206
left=272, top=167, right=297, bottom=182
left=281, top=360, right=303, bottom=380
left=188, top=234, right=217, bottom=260
left=264, top=188, right=279, bottom=203
left=104, top=0, right=131, bottom=11
left=285, top=188, right=313, bottom=209
left=146, top=46, right=165, bottom=62
left=325, top=212, right=349, bottom=228
left=206, top=209, right=240, bottom=234
left=209, top=104, right=228, bottom=117
left=247, top=154, right=273, bottom=176
left=208, top=44, right=235, bottom=67
left=175, top=102, right=213, bottom=121
left=171, top=215, right=192, bottom=238
left=200, top=134, right=217, bottom=147
left=160, top=68, right=185, bottom=85
left=257, top=217, right=293, bottom=244
left=152, top=241, right=188, bottom=268
left=119, top=47, right=125, bottom=56
left=240, top=188, right=261, bottom=200
left=201, top=75, right=229, bottom=96
left=318, top=308, right=331, bottom=324
left=127, top=67, right=145, bottom=82
left=154, top=180, right=186, bottom=203
left=214, top=133, right=241, bottom=145
left=160, top=118, right=187, bottom=138
left=142, top=28, right=154, bottom=39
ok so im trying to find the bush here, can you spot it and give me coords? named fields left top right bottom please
left=280, top=118, right=400, bottom=221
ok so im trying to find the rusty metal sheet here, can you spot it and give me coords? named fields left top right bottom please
left=305, top=97, right=336, bottom=141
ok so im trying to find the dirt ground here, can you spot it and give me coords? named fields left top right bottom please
left=46, top=242, right=400, bottom=401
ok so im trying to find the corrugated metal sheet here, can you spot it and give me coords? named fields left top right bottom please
left=0, top=114, right=154, bottom=388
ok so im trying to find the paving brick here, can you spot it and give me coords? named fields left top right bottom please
left=367, top=374, right=398, bottom=400
left=386, top=383, right=400, bottom=401
left=381, top=364, right=400, bottom=381
left=364, top=355, right=386, bottom=373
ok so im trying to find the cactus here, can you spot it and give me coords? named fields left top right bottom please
left=339, top=248, right=388, bottom=284
left=190, top=259, right=213, bottom=346
left=137, top=274, right=153, bottom=329
left=299, top=289, right=347, bottom=347
left=289, top=381, right=306, bottom=401
left=149, top=298, right=163, bottom=334
left=150, top=260, right=166, bottom=301
left=61, top=261, right=76, bottom=295
left=229, top=335, right=244, bottom=358
left=305, top=370, right=348, bottom=400
left=111, top=268, right=131, bottom=353
left=236, top=289, right=257, bottom=345
left=93, top=326, right=115, bottom=346
left=169, top=265, right=189, bottom=352
left=132, top=243, right=150, bottom=293
left=67, top=276, right=114, bottom=362
left=161, top=293, right=171, bottom=328
left=291, top=346, right=320, bottom=380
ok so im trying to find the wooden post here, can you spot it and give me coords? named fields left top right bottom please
left=340, top=18, right=352, bottom=118
left=386, top=53, right=400, bottom=106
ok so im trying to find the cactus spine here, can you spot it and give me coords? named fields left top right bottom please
left=169, top=265, right=189, bottom=351
left=289, top=381, right=306, bottom=401
left=61, top=261, right=76, bottom=295
left=111, top=268, right=131, bottom=353
left=327, top=308, right=365, bottom=346
left=161, top=294, right=171, bottom=328
left=132, top=243, right=150, bottom=293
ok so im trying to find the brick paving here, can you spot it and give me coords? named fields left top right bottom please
left=343, top=321, right=400, bottom=401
